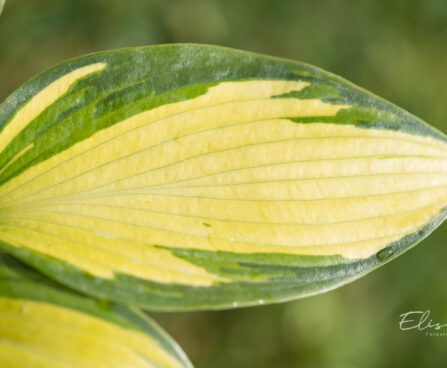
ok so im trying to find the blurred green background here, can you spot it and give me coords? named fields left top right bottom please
left=1, top=1, right=446, bottom=367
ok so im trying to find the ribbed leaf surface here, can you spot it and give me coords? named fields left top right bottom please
left=0, top=44, right=446, bottom=310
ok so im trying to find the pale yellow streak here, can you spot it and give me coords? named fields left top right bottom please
left=0, top=144, right=34, bottom=176
left=0, top=63, right=107, bottom=155
left=144, top=173, right=447, bottom=200
left=0, top=342, right=62, bottom=368
left=145, top=156, right=447, bottom=192
left=0, top=199, right=443, bottom=260
left=2, top=118, right=447, bottom=206
left=0, top=223, right=225, bottom=286
left=0, top=298, right=184, bottom=368
left=8, top=184, right=447, bottom=229
left=0, top=80, right=312, bottom=201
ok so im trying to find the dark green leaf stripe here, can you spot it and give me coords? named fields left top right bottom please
left=0, top=253, right=193, bottom=367
left=0, top=44, right=446, bottom=310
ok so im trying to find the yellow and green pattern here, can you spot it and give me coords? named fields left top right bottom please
left=0, top=44, right=446, bottom=310
left=0, top=253, right=192, bottom=368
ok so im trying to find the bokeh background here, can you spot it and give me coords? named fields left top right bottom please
left=1, top=1, right=446, bottom=367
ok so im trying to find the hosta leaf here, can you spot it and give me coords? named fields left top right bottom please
left=0, top=253, right=193, bottom=368
left=0, top=44, right=446, bottom=310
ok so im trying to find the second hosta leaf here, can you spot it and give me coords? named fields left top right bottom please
left=0, top=253, right=192, bottom=368
left=0, top=44, right=446, bottom=310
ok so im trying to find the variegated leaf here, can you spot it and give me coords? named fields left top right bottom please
left=0, top=252, right=193, bottom=368
left=0, top=44, right=446, bottom=310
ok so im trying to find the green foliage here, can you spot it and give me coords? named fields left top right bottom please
left=1, top=1, right=447, bottom=367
